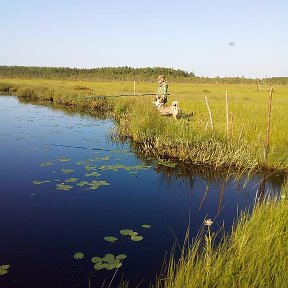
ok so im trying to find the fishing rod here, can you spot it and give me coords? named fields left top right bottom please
left=75, top=93, right=170, bottom=101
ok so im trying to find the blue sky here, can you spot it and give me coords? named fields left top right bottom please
left=1, top=0, right=287, bottom=78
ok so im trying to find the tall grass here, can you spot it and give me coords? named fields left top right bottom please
left=153, top=179, right=288, bottom=288
left=0, top=78, right=287, bottom=172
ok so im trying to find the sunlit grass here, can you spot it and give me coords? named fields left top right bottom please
left=0, top=78, right=287, bottom=172
left=153, top=179, right=288, bottom=288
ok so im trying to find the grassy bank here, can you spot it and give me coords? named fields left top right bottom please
left=0, top=78, right=287, bottom=173
left=153, top=179, right=288, bottom=288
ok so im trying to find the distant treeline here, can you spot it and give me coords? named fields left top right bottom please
left=0, top=65, right=287, bottom=84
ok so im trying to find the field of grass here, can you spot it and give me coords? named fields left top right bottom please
left=153, top=179, right=288, bottom=288
left=0, top=78, right=287, bottom=173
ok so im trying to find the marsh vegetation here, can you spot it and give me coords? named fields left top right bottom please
left=1, top=77, right=287, bottom=174
left=0, top=72, right=287, bottom=287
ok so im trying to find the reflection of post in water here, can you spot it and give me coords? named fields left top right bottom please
left=199, top=182, right=210, bottom=210
left=258, top=172, right=267, bottom=203
left=217, top=181, right=225, bottom=214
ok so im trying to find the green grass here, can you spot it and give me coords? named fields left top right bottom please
left=0, top=78, right=287, bottom=172
left=153, top=179, right=288, bottom=288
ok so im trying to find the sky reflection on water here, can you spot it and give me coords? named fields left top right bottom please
left=0, top=96, right=282, bottom=288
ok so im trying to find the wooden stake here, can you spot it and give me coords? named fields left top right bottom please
left=205, top=96, right=214, bottom=131
left=225, top=91, right=229, bottom=136
left=133, top=81, right=136, bottom=95
left=264, top=86, right=273, bottom=162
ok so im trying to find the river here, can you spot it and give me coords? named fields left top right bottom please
left=0, top=96, right=283, bottom=287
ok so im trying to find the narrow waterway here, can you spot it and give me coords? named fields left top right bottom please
left=0, top=96, right=283, bottom=288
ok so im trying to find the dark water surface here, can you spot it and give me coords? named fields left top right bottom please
left=0, top=96, right=283, bottom=288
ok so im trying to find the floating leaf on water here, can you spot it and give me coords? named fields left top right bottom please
left=76, top=181, right=89, bottom=187
left=131, top=235, right=143, bottom=242
left=158, top=160, right=177, bottom=168
left=61, top=169, right=74, bottom=174
left=89, top=180, right=110, bottom=190
left=116, top=254, right=127, bottom=260
left=94, top=263, right=106, bottom=270
left=91, top=257, right=102, bottom=264
left=142, top=224, right=151, bottom=229
left=85, top=172, right=101, bottom=177
left=74, top=252, right=84, bottom=260
left=114, top=262, right=122, bottom=269
left=0, top=265, right=10, bottom=275
left=103, top=254, right=115, bottom=261
left=56, top=183, right=73, bottom=191
left=84, top=165, right=97, bottom=171
left=130, top=231, right=138, bottom=236
left=120, top=229, right=134, bottom=236
left=57, top=157, right=71, bottom=162
left=65, top=178, right=79, bottom=183
left=104, top=236, right=118, bottom=243
left=39, top=162, right=53, bottom=167
left=32, top=180, right=50, bottom=185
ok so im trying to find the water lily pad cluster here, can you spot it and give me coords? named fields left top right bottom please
left=33, top=153, right=152, bottom=192
left=76, top=180, right=110, bottom=190
left=0, top=265, right=10, bottom=276
left=120, top=229, right=143, bottom=241
left=98, top=164, right=151, bottom=173
left=92, top=254, right=127, bottom=270
left=73, top=251, right=127, bottom=271
left=103, top=225, right=152, bottom=243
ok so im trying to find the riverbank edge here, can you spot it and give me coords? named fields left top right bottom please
left=152, top=178, right=288, bottom=288
left=0, top=80, right=287, bottom=176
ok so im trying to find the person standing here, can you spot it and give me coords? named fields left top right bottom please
left=155, top=75, right=168, bottom=104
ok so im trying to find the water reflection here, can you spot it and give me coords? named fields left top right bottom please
left=0, top=96, right=286, bottom=288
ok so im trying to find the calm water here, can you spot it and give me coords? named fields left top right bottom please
left=0, top=96, right=283, bottom=288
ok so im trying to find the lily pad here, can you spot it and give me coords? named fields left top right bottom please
left=103, top=254, right=115, bottom=261
left=56, top=183, right=73, bottom=191
left=74, top=252, right=84, bottom=260
left=57, top=157, right=71, bottom=162
left=92, top=254, right=126, bottom=271
left=77, top=181, right=89, bottom=187
left=142, top=224, right=151, bottom=229
left=120, top=229, right=134, bottom=236
left=62, top=169, right=74, bottom=174
left=131, top=235, right=143, bottom=242
left=65, top=178, right=79, bottom=183
left=39, top=162, right=53, bottom=167
left=85, top=172, right=101, bottom=177
left=91, top=256, right=102, bottom=264
left=0, top=265, right=10, bottom=276
left=116, top=254, right=127, bottom=260
left=158, top=160, right=177, bottom=168
left=32, top=180, right=50, bottom=185
left=94, top=263, right=106, bottom=270
left=89, top=180, right=110, bottom=190
left=104, top=236, right=118, bottom=243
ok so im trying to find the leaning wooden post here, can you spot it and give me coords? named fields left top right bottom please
left=264, top=86, right=273, bottom=162
left=225, top=91, right=229, bottom=136
left=133, top=81, right=136, bottom=95
left=205, top=96, right=214, bottom=131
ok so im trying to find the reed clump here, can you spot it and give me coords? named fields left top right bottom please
left=154, top=180, right=288, bottom=288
